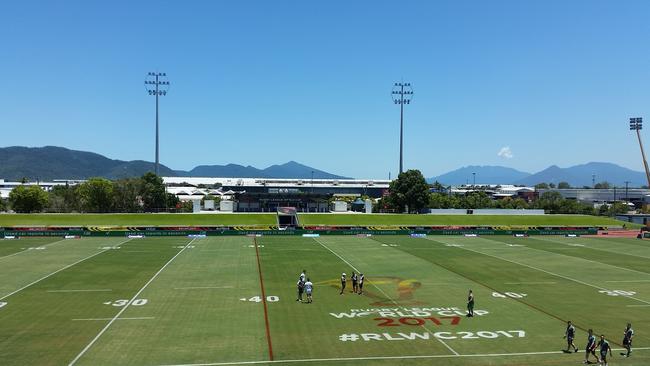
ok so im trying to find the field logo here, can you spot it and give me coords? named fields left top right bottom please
left=316, top=276, right=423, bottom=305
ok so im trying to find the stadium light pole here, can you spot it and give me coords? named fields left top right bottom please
left=392, top=82, right=413, bottom=174
left=145, top=72, right=170, bottom=176
left=629, top=117, right=650, bottom=188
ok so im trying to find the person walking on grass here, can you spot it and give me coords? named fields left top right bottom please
left=351, top=272, right=358, bottom=293
left=584, top=328, right=598, bottom=364
left=466, top=290, right=475, bottom=317
left=358, top=273, right=364, bottom=295
left=296, top=278, right=305, bottom=302
left=564, top=321, right=579, bottom=353
left=304, top=278, right=313, bottom=303
left=339, top=272, right=346, bottom=295
left=621, top=323, right=634, bottom=358
left=598, top=334, right=612, bottom=366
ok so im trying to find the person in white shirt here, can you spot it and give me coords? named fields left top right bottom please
left=339, top=273, right=346, bottom=295
left=299, top=270, right=306, bottom=282
left=304, top=278, right=313, bottom=303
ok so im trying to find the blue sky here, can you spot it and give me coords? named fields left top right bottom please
left=1, top=0, right=650, bottom=179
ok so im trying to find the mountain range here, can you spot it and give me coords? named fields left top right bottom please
left=0, top=146, right=348, bottom=181
left=1, top=146, right=647, bottom=187
left=428, top=163, right=648, bottom=187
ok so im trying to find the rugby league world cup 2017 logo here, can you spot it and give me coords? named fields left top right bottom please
left=316, top=276, right=423, bottom=306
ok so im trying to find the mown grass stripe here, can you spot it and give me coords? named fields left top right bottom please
left=0, top=238, right=132, bottom=301
left=68, top=238, right=196, bottom=366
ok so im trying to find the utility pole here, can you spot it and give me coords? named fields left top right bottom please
left=630, top=117, right=650, bottom=188
left=145, top=72, right=170, bottom=176
left=472, top=172, right=476, bottom=186
left=392, top=82, right=413, bottom=174
left=625, top=180, right=630, bottom=202
left=592, top=174, right=596, bottom=188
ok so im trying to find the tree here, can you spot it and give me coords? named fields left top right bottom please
left=558, top=181, right=571, bottom=189
left=112, top=178, right=142, bottom=213
left=77, top=178, right=114, bottom=212
left=460, top=191, right=492, bottom=209
left=48, top=185, right=79, bottom=212
left=140, top=172, right=167, bottom=212
left=386, top=169, right=430, bottom=213
left=8, top=185, right=49, bottom=213
left=602, top=202, right=629, bottom=216
left=534, top=183, right=550, bottom=189
left=594, top=181, right=611, bottom=189
left=549, top=183, right=556, bottom=188
left=533, top=191, right=564, bottom=213
left=429, top=193, right=451, bottom=209
left=0, top=198, right=6, bottom=212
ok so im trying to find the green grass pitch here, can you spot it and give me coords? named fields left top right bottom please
left=297, top=213, right=634, bottom=227
left=0, top=213, right=278, bottom=227
left=0, top=213, right=635, bottom=227
left=1, top=234, right=649, bottom=365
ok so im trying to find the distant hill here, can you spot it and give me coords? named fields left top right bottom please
left=428, top=165, right=531, bottom=185
left=430, top=162, right=648, bottom=187
left=515, top=162, right=648, bottom=187
left=0, top=146, right=349, bottom=181
left=185, top=164, right=268, bottom=178
left=184, top=161, right=349, bottom=179
left=0, top=146, right=176, bottom=180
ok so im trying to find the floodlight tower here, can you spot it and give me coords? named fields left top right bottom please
left=629, top=117, right=650, bottom=188
left=145, top=72, right=170, bottom=176
left=392, top=82, right=413, bottom=174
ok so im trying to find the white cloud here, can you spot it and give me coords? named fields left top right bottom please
left=497, top=146, right=513, bottom=159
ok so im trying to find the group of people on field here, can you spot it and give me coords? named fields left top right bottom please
left=295, top=270, right=366, bottom=303
left=339, top=271, right=364, bottom=295
left=564, top=320, right=634, bottom=365
left=295, top=270, right=313, bottom=303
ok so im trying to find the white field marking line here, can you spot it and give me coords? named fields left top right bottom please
left=481, top=236, right=650, bottom=279
left=606, top=279, right=650, bottom=283
left=626, top=304, right=650, bottom=307
left=0, top=237, right=68, bottom=260
left=428, top=237, right=650, bottom=306
left=504, top=282, right=557, bottom=285
left=312, top=237, right=460, bottom=356
left=68, top=238, right=196, bottom=366
left=72, top=317, right=155, bottom=321
left=0, top=238, right=133, bottom=301
left=155, top=347, right=650, bottom=366
left=537, top=236, right=650, bottom=260
left=47, top=289, right=113, bottom=293
left=173, top=286, right=234, bottom=290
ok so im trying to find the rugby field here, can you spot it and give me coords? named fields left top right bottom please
left=1, top=234, right=649, bottom=365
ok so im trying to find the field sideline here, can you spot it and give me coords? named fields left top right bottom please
left=0, top=213, right=635, bottom=227
left=0, top=234, right=648, bottom=365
